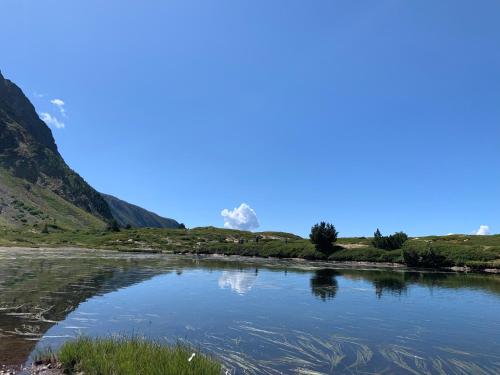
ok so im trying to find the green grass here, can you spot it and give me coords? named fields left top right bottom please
left=329, top=236, right=500, bottom=270
left=0, top=168, right=106, bottom=231
left=0, top=224, right=499, bottom=270
left=329, top=247, right=403, bottom=263
left=41, top=337, right=220, bottom=375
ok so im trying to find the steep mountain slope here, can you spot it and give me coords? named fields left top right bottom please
left=0, top=70, right=113, bottom=223
left=102, top=193, right=180, bottom=228
left=0, top=167, right=105, bottom=230
left=0, top=71, right=181, bottom=230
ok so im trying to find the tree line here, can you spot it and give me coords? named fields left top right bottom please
left=309, top=222, right=408, bottom=253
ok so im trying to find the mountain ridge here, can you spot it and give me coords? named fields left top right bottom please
left=102, top=193, right=180, bottom=229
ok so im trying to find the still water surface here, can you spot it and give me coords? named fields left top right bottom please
left=0, top=248, right=499, bottom=374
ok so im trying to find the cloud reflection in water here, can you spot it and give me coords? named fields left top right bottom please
left=218, top=271, right=258, bottom=295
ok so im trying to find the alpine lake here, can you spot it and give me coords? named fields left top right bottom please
left=0, top=248, right=499, bottom=374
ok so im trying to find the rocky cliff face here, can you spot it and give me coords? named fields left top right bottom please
left=0, top=71, right=113, bottom=222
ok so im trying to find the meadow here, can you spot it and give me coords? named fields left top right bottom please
left=1, top=226, right=499, bottom=271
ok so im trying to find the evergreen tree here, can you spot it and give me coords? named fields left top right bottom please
left=309, top=222, right=338, bottom=254
left=107, top=219, right=120, bottom=232
left=372, top=228, right=384, bottom=248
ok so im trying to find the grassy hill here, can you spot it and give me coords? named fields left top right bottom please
left=0, top=168, right=105, bottom=230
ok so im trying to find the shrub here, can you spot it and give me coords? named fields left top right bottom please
left=309, top=222, right=338, bottom=254
left=372, top=229, right=408, bottom=250
left=402, top=244, right=449, bottom=268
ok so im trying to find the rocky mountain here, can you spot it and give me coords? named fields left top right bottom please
left=0, top=71, right=179, bottom=230
left=102, top=193, right=180, bottom=229
left=0, top=70, right=113, bottom=225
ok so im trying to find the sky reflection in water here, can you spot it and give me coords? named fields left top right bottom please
left=0, top=248, right=499, bottom=374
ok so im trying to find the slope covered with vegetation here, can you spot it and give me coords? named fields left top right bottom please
left=0, top=168, right=105, bottom=230
left=0, top=71, right=181, bottom=230
left=0, top=226, right=498, bottom=271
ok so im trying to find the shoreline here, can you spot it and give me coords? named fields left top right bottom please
left=1, top=246, right=499, bottom=274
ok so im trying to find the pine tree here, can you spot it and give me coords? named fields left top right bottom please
left=372, top=228, right=383, bottom=248
left=309, top=222, right=338, bottom=254
left=107, top=219, right=120, bottom=232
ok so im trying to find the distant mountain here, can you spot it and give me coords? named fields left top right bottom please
left=0, top=71, right=179, bottom=230
left=101, top=193, right=180, bottom=229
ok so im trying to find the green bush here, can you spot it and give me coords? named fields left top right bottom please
left=402, top=244, right=449, bottom=268
left=372, top=229, right=408, bottom=250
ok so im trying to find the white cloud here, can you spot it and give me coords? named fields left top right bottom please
left=221, top=203, right=260, bottom=231
left=474, top=225, right=490, bottom=236
left=50, top=98, right=66, bottom=117
left=40, top=112, right=65, bottom=129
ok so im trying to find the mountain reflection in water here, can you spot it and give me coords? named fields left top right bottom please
left=0, top=248, right=499, bottom=374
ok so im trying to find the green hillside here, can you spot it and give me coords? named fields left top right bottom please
left=0, top=168, right=105, bottom=230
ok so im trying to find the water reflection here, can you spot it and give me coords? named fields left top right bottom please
left=0, top=248, right=499, bottom=374
left=310, top=269, right=338, bottom=301
left=218, top=270, right=258, bottom=295
left=369, top=272, right=408, bottom=298
left=0, top=249, right=172, bottom=364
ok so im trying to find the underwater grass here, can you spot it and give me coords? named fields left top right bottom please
left=55, top=337, right=221, bottom=375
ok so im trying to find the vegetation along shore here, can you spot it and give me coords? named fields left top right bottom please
left=31, top=337, right=221, bottom=375
left=1, top=224, right=499, bottom=272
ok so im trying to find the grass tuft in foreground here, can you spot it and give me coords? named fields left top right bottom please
left=55, top=337, right=221, bottom=375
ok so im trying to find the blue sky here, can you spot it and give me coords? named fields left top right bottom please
left=1, top=0, right=499, bottom=236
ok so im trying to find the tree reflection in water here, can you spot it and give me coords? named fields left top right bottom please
left=310, top=269, right=339, bottom=301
